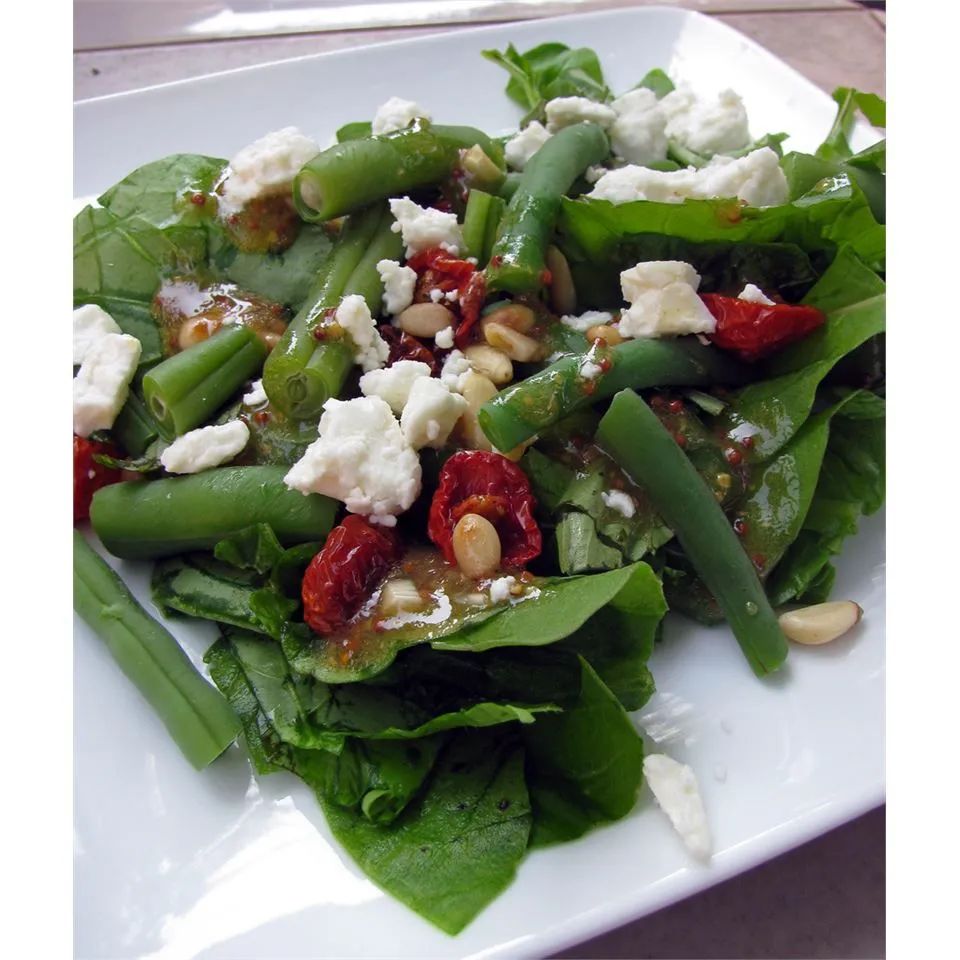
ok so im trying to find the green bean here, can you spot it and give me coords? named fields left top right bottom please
left=91, top=466, right=337, bottom=560
left=294, top=122, right=503, bottom=222
left=486, top=123, right=609, bottom=294
left=478, top=337, right=747, bottom=453
left=262, top=203, right=400, bottom=420
left=461, top=189, right=505, bottom=266
left=497, top=171, right=522, bottom=201
left=143, top=326, right=266, bottom=439
left=596, top=390, right=788, bottom=677
left=73, top=531, right=241, bottom=768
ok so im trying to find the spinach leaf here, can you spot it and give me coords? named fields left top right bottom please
left=636, top=67, right=674, bottom=98
left=482, top=42, right=609, bottom=116
left=767, top=391, right=884, bottom=604
left=714, top=248, right=885, bottom=460
left=817, top=87, right=886, bottom=163
left=318, top=729, right=531, bottom=935
left=523, top=658, right=645, bottom=847
left=213, top=523, right=286, bottom=575
left=554, top=512, right=624, bottom=574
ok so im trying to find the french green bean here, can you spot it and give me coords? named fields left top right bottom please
left=73, top=530, right=241, bottom=768
left=91, top=466, right=337, bottom=559
left=486, top=123, right=609, bottom=294
left=478, top=337, right=748, bottom=453
left=596, top=390, right=788, bottom=677
left=143, top=326, right=266, bottom=439
left=461, top=189, right=506, bottom=266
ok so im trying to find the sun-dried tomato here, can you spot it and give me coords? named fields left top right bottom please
left=73, top=435, right=122, bottom=525
left=301, top=515, right=402, bottom=635
left=405, top=247, right=487, bottom=348
left=701, top=294, right=826, bottom=362
left=428, top=451, right=541, bottom=568
left=378, top=325, right=440, bottom=374
left=454, top=272, right=487, bottom=349
left=406, top=247, right=476, bottom=282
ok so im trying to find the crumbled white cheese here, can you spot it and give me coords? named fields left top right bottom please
left=440, top=349, right=473, bottom=393
left=376, top=259, right=417, bottom=316
left=389, top=197, right=463, bottom=257
left=73, top=304, right=121, bottom=365
left=219, top=126, right=320, bottom=215
left=435, top=326, right=455, bottom=350
left=601, top=489, right=636, bottom=518
left=504, top=121, right=552, bottom=171
left=738, top=283, right=775, bottom=305
left=358, top=359, right=431, bottom=414
left=73, top=333, right=141, bottom=437
left=663, top=86, right=750, bottom=156
left=544, top=96, right=617, bottom=133
left=243, top=379, right=268, bottom=407
left=643, top=753, right=712, bottom=860
left=588, top=147, right=787, bottom=207
left=444, top=290, right=458, bottom=303
left=428, top=288, right=444, bottom=303
left=400, top=377, right=468, bottom=450
left=585, top=164, right=608, bottom=183
left=284, top=396, right=422, bottom=524
left=335, top=294, right=389, bottom=372
left=371, top=96, right=430, bottom=136
left=160, top=420, right=250, bottom=474
left=619, top=261, right=716, bottom=339
left=610, top=87, right=669, bottom=166
left=561, top=310, right=614, bottom=333
left=489, top=575, right=518, bottom=604
left=579, top=360, right=603, bottom=380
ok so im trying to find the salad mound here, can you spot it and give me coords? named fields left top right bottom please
left=72, top=41, right=885, bottom=934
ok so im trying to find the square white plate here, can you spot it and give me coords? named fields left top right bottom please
left=74, top=8, right=885, bottom=959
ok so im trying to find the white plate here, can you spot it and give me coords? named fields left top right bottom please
left=74, top=8, right=885, bottom=959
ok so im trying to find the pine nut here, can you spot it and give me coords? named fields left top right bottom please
left=546, top=245, right=576, bottom=315
left=778, top=601, right=863, bottom=646
left=397, top=302, right=456, bottom=338
left=455, top=371, right=498, bottom=451
left=464, top=344, right=513, bottom=385
left=482, top=302, right=536, bottom=333
left=586, top=323, right=623, bottom=346
left=483, top=321, right=543, bottom=362
left=178, top=316, right=218, bottom=351
left=452, top=513, right=501, bottom=578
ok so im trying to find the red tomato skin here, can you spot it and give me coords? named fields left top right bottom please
left=701, top=294, right=826, bottom=361
left=301, top=515, right=402, bottom=635
left=74, top=436, right=122, bottom=525
left=428, top=451, right=541, bottom=568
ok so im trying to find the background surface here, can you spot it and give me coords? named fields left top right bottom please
left=73, top=2, right=885, bottom=957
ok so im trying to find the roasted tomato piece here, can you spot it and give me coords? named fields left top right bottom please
left=701, top=294, right=826, bottom=362
left=74, top=435, right=122, bottom=524
left=302, top=515, right=402, bottom=635
left=406, top=246, right=486, bottom=349
left=428, top=451, right=541, bottom=568
left=378, top=325, right=440, bottom=374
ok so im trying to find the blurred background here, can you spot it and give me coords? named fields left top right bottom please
left=75, top=1, right=885, bottom=99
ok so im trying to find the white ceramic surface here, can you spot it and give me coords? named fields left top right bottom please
left=74, top=8, right=885, bottom=959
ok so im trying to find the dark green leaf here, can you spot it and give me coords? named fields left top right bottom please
left=213, top=523, right=285, bottom=575
left=636, top=68, right=674, bottom=98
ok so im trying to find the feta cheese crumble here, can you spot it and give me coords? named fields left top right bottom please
left=435, top=326, right=455, bottom=350
left=662, top=86, right=750, bottom=156
left=428, top=288, right=444, bottom=303
left=738, top=282, right=775, bottom=305
left=335, top=294, right=389, bottom=372
left=242, top=379, right=268, bottom=407
left=579, top=359, right=603, bottom=380
left=358, top=359, right=431, bottom=414
left=504, top=121, right=552, bottom=170
left=440, top=349, right=473, bottom=393
left=489, top=575, right=518, bottom=604
left=73, top=304, right=121, bottom=365
left=619, top=261, right=716, bottom=339
left=601, top=489, right=636, bottom=518
left=219, top=127, right=320, bottom=215
left=400, top=377, right=469, bottom=450
left=284, top=396, right=422, bottom=525
left=376, top=259, right=417, bottom=315
left=561, top=309, right=614, bottom=333
left=610, top=87, right=669, bottom=166
left=160, top=420, right=250, bottom=474
left=73, top=333, right=141, bottom=437
left=389, top=197, right=463, bottom=257
left=588, top=147, right=788, bottom=208
left=371, top=96, right=430, bottom=136
left=643, top=753, right=712, bottom=860
left=544, top=96, right=617, bottom=133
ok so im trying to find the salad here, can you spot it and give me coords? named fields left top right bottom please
left=72, top=41, right=886, bottom=935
